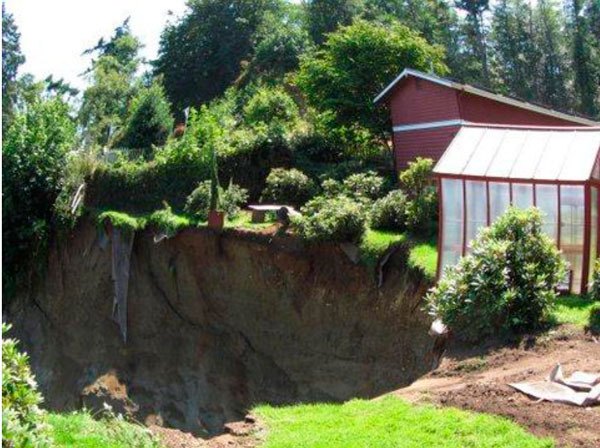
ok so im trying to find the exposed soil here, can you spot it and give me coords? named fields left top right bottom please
left=393, top=326, right=600, bottom=448
left=8, top=220, right=442, bottom=436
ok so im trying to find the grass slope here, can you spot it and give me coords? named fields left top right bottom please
left=48, top=412, right=161, bottom=448
left=255, top=396, right=553, bottom=448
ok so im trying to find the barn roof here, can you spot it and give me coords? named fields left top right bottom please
left=433, top=125, right=600, bottom=181
left=373, top=68, right=600, bottom=127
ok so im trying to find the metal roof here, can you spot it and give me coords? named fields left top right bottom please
left=373, top=68, right=600, bottom=126
left=433, top=125, right=600, bottom=181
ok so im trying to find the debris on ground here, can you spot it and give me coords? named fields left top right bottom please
left=509, top=364, right=600, bottom=406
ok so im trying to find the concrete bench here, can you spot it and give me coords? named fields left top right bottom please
left=247, top=205, right=300, bottom=223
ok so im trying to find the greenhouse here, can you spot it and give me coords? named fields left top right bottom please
left=434, top=124, right=600, bottom=293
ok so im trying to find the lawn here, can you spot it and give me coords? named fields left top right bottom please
left=48, top=411, right=160, bottom=448
left=552, top=294, right=599, bottom=328
left=254, top=396, right=553, bottom=448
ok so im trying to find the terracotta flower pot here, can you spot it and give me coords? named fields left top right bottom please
left=208, top=210, right=225, bottom=230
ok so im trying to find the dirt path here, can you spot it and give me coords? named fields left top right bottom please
left=392, top=326, right=600, bottom=448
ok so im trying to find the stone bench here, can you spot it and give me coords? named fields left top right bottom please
left=247, top=205, right=300, bottom=223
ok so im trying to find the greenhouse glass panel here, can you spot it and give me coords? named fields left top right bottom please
left=560, top=185, right=585, bottom=293
left=441, top=178, right=464, bottom=272
left=489, top=182, right=510, bottom=222
left=535, top=184, right=558, bottom=241
left=465, top=181, right=487, bottom=252
left=512, top=183, right=534, bottom=209
left=589, top=187, right=598, bottom=287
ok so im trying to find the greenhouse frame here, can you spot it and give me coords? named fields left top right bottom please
left=434, top=124, right=600, bottom=294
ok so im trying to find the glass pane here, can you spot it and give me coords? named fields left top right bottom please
left=489, top=182, right=510, bottom=222
left=535, top=184, right=558, bottom=241
left=560, top=185, right=585, bottom=293
left=589, top=187, right=598, bottom=287
left=465, top=181, right=487, bottom=252
left=512, top=183, right=533, bottom=209
left=441, top=178, right=464, bottom=272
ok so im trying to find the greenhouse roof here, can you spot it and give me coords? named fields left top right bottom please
left=433, top=125, right=600, bottom=181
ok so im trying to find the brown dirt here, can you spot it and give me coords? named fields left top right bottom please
left=9, top=219, right=441, bottom=436
left=393, top=326, right=600, bottom=448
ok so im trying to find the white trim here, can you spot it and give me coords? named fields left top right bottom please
left=374, top=68, right=600, bottom=127
left=393, top=119, right=466, bottom=132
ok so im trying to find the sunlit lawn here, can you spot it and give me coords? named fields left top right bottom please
left=254, top=396, right=553, bottom=448
left=552, top=295, right=599, bottom=328
left=48, top=411, right=160, bottom=448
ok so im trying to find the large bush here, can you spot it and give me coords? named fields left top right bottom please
left=426, top=207, right=566, bottom=341
left=2, top=323, right=51, bottom=447
left=185, top=180, right=248, bottom=220
left=369, top=190, right=408, bottom=231
left=2, top=97, right=76, bottom=296
left=261, top=168, right=316, bottom=207
left=114, top=82, right=174, bottom=157
left=342, top=171, right=386, bottom=201
left=294, top=195, right=367, bottom=243
left=399, top=158, right=437, bottom=233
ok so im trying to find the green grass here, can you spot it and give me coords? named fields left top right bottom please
left=254, top=396, right=553, bottom=448
left=48, top=411, right=161, bottom=448
left=224, top=210, right=276, bottom=230
left=96, top=210, right=147, bottom=232
left=407, top=239, right=438, bottom=280
left=359, top=229, right=406, bottom=269
left=552, top=295, right=599, bottom=328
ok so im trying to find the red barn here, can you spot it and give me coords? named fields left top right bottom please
left=373, top=69, right=599, bottom=170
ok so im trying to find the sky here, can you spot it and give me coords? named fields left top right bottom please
left=5, top=0, right=189, bottom=91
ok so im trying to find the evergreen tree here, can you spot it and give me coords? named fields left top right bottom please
left=2, top=3, right=25, bottom=131
left=568, top=0, right=600, bottom=117
left=79, top=19, right=143, bottom=147
left=455, top=0, right=491, bottom=86
left=533, top=0, right=572, bottom=109
left=154, top=0, right=281, bottom=118
left=491, top=0, right=540, bottom=101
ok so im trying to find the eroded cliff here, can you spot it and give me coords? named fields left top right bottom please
left=8, top=221, right=441, bottom=435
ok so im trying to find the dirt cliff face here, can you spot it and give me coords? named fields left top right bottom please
left=9, top=221, right=440, bottom=435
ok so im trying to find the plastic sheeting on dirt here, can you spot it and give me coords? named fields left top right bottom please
left=110, top=227, right=135, bottom=343
left=509, top=364, right=600, bottom=407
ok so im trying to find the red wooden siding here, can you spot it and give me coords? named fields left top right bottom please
left=457, top=92, right=578, bottom=126
left=387, top=77, right=589, bottom=169
left=393, top=126, right=460, bottom=169
left=389, top=77, right=460, bottom=125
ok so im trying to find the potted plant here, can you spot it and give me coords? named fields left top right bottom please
left=207, top=144, right=224, bottom=230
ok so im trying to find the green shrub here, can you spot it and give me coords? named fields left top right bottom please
left=370, top=190, right=408, bottom=231
left=342, top=171, right=385, bottom=201
left=3, top=97, right=76, bottom=298
left=114, top=82, right=174, bottom=158
left=426, top=207, right=567, bottom=341
left=291, top=132, right=342, bottom=163
left=261, top=168, right=316, bottom=207
left=185, top=180, right=248, bottom=220
left=587, top=306, right=600, bottom=334
left=589, top=258, right=600, bottom=301
left=404, top=189, right=438, bottom=233
left=398, top=158, right=438, bottom=233
left=399, top=157, right=435, bottom=199
left=2, top=323, right=51, bottom=447
left=295, top=195, right=367, bottom=243
left=321, top=178, right=345, bottom=197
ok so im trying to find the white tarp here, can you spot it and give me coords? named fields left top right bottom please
left=509, top=364, right=600, bottom=407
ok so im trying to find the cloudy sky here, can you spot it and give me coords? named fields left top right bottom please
left=5, top=0, right=189, bottom=91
